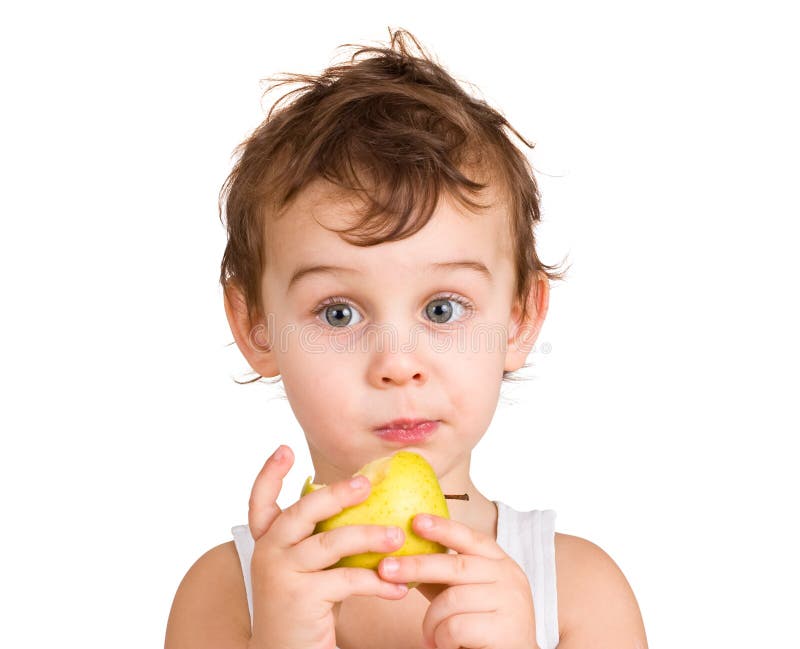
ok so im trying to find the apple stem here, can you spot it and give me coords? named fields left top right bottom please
left=444, top=493, right=470, bottom=501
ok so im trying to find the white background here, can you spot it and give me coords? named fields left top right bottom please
left=1, top=1, right=798, bottom=646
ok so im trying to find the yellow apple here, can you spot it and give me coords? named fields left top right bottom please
left=300, top=451, right=450, bottom=576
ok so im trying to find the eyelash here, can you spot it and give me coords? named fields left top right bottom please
left=311, top=292, right=475, bottom=328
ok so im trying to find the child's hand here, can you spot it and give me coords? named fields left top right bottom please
left=377, top=514, right=537, bottom=649
left=245, top=445, right=409, bottom=649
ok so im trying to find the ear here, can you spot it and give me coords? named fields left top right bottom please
left=223, top=283, right=280, bottom=378
left=504, top=272, right=550, bottom=373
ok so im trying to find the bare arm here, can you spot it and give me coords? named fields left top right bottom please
left=554, top=533, right=649, bottom=649
left=165, top=541, right=252, bottom=649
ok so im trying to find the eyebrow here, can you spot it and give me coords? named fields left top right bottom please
left=287, top=259, right=493, bottom=290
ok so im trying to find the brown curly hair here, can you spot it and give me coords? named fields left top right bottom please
left=219, top=27, right=569, bottom=384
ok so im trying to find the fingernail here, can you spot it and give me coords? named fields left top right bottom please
left=382, top=557, right=399, bottom=574
left=273, top=446, right=286, bottom=461
left=416, top=514, right=433, bottom=530
left=386, top=526, right=402, bottom=543
left=350, top=475, right=369, bottom=489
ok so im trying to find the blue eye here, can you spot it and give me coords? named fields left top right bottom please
left=425, top=297, right=467, bottom=324
left=312, top=294, right=473, bottom=329
left=317, top=300, right=363, bottom=328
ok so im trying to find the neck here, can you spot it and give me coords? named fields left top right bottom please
left=437, top=471, right=498, bottom=540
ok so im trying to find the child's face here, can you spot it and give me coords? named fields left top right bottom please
left=232, top=177, right=546, bottom=483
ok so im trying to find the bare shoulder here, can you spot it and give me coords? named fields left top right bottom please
left=165, top=541, right=251, bottom=649
left=553, top=532, right=649, bottom=649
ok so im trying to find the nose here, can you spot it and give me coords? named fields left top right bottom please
left=367, top=337, right=428, bottom=388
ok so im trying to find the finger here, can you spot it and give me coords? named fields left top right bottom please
left=268, top=474, right=373, bottom=547
left=316, top=566, right=410, bottom=604
left=378, top=552, right=495, bottom=586
left=290, top=524, right=405, bottom=572
left=421, top=584, right=497, bottom=649
left=411, top=514, right=506, bottom=559
left=248, top=445, right=294, bottom=540
left=432, top=611, right=493, bottom=649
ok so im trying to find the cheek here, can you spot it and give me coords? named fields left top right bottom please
left=446, top=363, right=503, bottom=450
left=440, top=320, right=509, bottom=370
left=440, top=336, right=504, bottom=414
left=279, top=345, right=365, bottom=429
left=281, top=347, right=345, bottom=403
left=281, top=356, right=369, bottom=464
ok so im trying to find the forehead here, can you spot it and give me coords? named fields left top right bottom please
left=265, top=178, right=513, bottom=279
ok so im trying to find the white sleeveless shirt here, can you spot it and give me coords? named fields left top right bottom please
left=232, top=501, right=560, bottom=649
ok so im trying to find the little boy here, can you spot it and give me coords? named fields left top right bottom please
left=166, top=29, right=648, bottom=649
